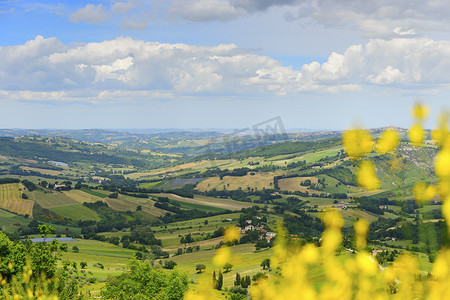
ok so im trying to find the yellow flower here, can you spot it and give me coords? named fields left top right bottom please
left=408, top=123, right=425, bottom=146
left=356, top=252, right=378, bottom=275
left=411, top=102, right=430, bottom=120
left=438, top=180, right=450, bottom=200
left=321, top=208, right=344, bottom=229
left=442, top=199, right=450, bottom=230
left=224, top=226, right=240, bottom=243
left=413, top=182, right=437, bottom=203
left=375, top=129, right=399, bottom=154
left=343, top=129, right=374, bottom=158
left=435, top=148, right=450, bottom=179
left=357, top=160, right=380, bottom=190
left=321, top=228, right=342, bottom=253
left=212, top=246, right=231, bottom=267
left=300, top=244, right=319, bottom=264
left=354, top=219, right=369, bottom=250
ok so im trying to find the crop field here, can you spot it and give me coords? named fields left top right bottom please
left=0, top=183, right=34, bottom=216
left=165, top=243, right=273, bottom=288
left=20, top=166, right=78, bottom=177
left=80, top=189, right=109, bottom=198
left=104, top=196, right=138, bottom=211
left=65, top=190, right=107, bottom=204
left=155, top=193, right=254, bottom=211
left=195, top=173, right=276, bottom=192
left=30, top=189, right=78, bottom=208
left=141, top=181, right=161, bottom=188
left=50, top=204, right=101, bottom=221
left=168, top=199, right=227, bottom=213
left=277, top=176, right=321, bottom=193
left=115, top=194, right=167, bottom=217
left=319, top=175, right=362, bottom=194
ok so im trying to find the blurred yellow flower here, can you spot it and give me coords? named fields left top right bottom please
left=442, top=199, right=450, bottom=231
left=321, top=208, right=344, bottom=229
left=343, top=129, right=374, bottom=158
left=356, top=252, right=377, bottom=275
left=224, top=226, right=240, bottom=243
left=408, top=123, right=425, bottom=146
left=301, top=244, right=319, bottom=264
left=435, top=148, right=450, bottom=179
left=438, top=180, right=450, bottom=199
left=411, top=102, right=430, bottom=120
left=354, top=219, right=369, bottom=249
left=357, top=160, right=380, bottom=190
left=413, top=182, right=437, bottom=203
left=212, top=246, right=231, bottom=267
left=375, top=129, right=399, bottom=154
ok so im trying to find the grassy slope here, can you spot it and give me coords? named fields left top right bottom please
left=50, top=204, right=101, bottom=221
left=0, top=183, right=34, bottom=215
left=154, top=193, right=254, bottom=211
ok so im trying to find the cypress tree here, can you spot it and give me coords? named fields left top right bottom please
left=234, top=272, right=241, bottom=286
left=213, top=270, right=217, bottom=289
left=217, top=270, right=223, bottom=290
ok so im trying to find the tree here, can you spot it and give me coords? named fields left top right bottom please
left=241, top=275, right=251, bottom=288
left=72, top=246, right=79, bottom=253
left=80, top=261, right=87, bottom=269
left=217, top=270, right=223, bottom=290
left=261, top=258, right=270, bottom=270
left=223, top=262, right=233, bottom=272
left=163, top=260, right=177, bottom=269
left=252, top=272, right=268, bottom=282
left=212, top=270, right=217, bottom=289
left=234, top=272, right=241, bottom=286
left=102, top=258, right=188, bottom=300
left=38, top=224, right=55, bottom=237
left=196, top=264, right=206, bottom=273
left=136, top=205, right=142, bottom=211
left=59, top=244, right=68, bottom=252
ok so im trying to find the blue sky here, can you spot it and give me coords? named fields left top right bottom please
left=1, top=0, right=450, bottom=130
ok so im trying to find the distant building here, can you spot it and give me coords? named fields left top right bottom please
left=266, top=232, right=276, bottom=239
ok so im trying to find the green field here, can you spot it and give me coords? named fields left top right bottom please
left=30, top=189, right=78, bottom=208
left=81, top=189, right=109, bottom=198
left=169, top=199, right=227, bottom=213
left=164, top=243, right=273, bottom=288
left=155, top=193, right=254, bottom=211
left=50, top=204, right=101, bottom=221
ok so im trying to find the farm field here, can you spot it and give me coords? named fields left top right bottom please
left=277, top=176, right=321, bottom=194
left=58, top=239, right=139, bottom=295
left=50, top=204, right=101, bottom=221
left=30, top=189, right=78, bottom=208
left=154, top=193, right=254, bottom=211
left=195, top=172, right=276, bottom=192
left=165, top=243, right=273, bottom=288
left=0, top=183, right=34, bottom=216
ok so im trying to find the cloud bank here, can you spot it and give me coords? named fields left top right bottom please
left=2, top=36, right=450, bottom=102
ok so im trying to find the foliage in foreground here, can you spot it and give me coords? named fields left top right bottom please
left=101, top=258, right=189, bottom=300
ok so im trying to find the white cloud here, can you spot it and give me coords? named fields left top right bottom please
left=69, top=4, right=109, bottom=24
left=169, top=0, right=242, bottom=22
left=4, top=36, right=450, bottom=102
left=165, top=0, right=450, bottom=38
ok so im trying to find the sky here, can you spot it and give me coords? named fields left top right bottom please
left=2, top=0, right=450, bottom=130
